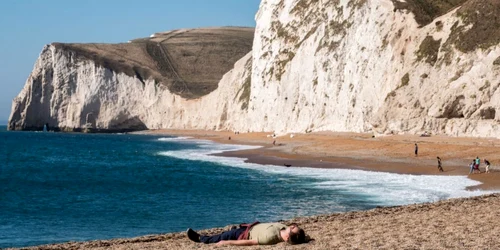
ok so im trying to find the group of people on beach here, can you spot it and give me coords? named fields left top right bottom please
left=415, top=143, right=492, bottom=173
left=469, top=156, right=491, bottom=174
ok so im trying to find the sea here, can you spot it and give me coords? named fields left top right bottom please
left=0, top=125, right=494, bottom=248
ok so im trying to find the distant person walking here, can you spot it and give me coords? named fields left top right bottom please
left=485, top=159, right=491, bottom=173
left=437, top=157, right=443, bottom=172
left=469, top=160, right=475, bottom=174
left=414, top=143, right=418, bottom=157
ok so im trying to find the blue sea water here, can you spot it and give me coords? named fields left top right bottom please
left=0, top=126, right=494, bottom=248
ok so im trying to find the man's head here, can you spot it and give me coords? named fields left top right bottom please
left=286, top=224, right=307, bottom=244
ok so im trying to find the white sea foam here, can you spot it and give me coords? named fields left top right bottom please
left=157, top=136, right=193, bottom=141
left=157, top=138, right=497, bottom=207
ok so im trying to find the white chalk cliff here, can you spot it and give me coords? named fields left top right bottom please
left=9, top=0, right=500, bottom=138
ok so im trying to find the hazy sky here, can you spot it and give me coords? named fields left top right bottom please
left=0, top=0, right=261, bottom=124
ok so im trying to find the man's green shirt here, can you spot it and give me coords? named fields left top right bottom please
left=248, top=223, right=286, bottom=245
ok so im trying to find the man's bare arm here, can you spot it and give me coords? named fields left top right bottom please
left=215, top=239, right=258, bottom=246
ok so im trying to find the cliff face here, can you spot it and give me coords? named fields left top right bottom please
left=9, top=0, right=500, bottom=137
left=244, top=0, right=500, bottom=136
left=8, top=27, right=254, bottom=132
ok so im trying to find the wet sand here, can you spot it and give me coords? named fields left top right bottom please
left=11, top=130, right=500, bottom=250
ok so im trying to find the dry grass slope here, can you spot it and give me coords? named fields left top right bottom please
left=52, top=27, right=254, bottom=99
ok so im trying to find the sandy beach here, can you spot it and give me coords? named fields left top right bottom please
left=148, top=130, right=500, bottom=190
left=11, top=130, right=500, bottom=250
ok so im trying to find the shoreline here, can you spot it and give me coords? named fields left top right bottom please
left=142, top=129, right=500, bottom=190
left=12, top=193, right=500, bottom=250
left=8, top=129, right=500, bottom=250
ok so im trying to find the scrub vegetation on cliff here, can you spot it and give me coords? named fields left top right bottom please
left=391, top=0, right=468, bottom=26
left=395, top=0, right=500, bottom=67
left=438, top=0, right=500, bottom=66
left=270, top=0, right=368, bottom=82
left=452, top=0, right=500, bottom=52
left=494, top=56, right=500, bottom=66
left=235, top=59, right=253, bottom=110
left=416, top=36, right=441, bottom=66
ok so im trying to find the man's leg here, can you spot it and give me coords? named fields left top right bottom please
left=200, top=227, right=246, bottom=244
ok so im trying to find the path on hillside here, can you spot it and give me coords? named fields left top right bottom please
left=153, top=29, right=192, bottom=96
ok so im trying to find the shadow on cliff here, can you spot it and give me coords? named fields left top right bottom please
left=105, top=111, right=148, bottom=133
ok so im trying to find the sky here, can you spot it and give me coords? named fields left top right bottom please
left=0, top=0, right=261, bottom=124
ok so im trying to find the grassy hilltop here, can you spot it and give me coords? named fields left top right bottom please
left=53, top=27, right=254, bottom=99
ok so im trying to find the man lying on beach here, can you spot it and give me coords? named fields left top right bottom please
left=186, top=222, right=308, bottom=246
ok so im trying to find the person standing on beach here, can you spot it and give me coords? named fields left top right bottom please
left=414, top=143, right=418, bottom=157
left=475, top=156, right=481, bottom=172
left=485, top=159, right=491, bottom=173
left=469, top=160, right=475, bottom=174
left=186, top=222, right=309, bottom=246
left=437, top=157, right=443, bottom=172
left=472, top=159, right=481, bottom=174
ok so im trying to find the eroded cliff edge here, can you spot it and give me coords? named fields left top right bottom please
left=8, top=27, right=255, bottom=132
left=9, top=0, right=500, bottom=137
